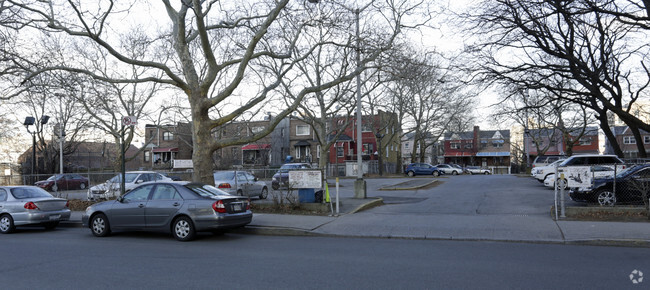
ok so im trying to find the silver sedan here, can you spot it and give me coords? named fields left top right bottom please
left=0, top=186, right=71, bottom=234
left=82, top=181, right=252, bottom=241
left=213, top=170, right=268, bottom=199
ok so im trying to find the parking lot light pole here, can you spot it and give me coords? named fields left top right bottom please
left=24, top=115, right=49, bottom=184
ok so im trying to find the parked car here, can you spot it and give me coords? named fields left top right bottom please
left=82, top=181, right=252, bottom=241
left=435, top=164, right=463, bottom=175
left=35, top=173, right=89, bottom=191
left=465, top=166, right=491, bottom=175
left=532, top=155, right=565, bottom=169
left=87, top=171, right=173, bottom=201
left=531, top=159, right=566, bottom=182
left=272, top=163, right=312, bottom=190
left=162, top=173, right=183, bottom=181
left=0, top=186, right=71, bottom=234
left=213, top=170, right=268, bottom=199
left=405, top=163, right=442, bottom=177
left=569, top=164, right=650, bottom=206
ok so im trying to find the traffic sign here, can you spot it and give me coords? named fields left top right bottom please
left=122, top=116, right=137, bottom=126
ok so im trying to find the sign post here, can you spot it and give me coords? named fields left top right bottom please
left=121, top=116, right=137, bottom=196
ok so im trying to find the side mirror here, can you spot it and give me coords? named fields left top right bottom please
left=117, top=196, right=124, bottom=203
left=136, top=179, right=144, bottom=184
left=254, top=177, right=259, bottom=181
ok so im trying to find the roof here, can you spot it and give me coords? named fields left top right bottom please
left=152, top=147, right=179, bottom=153
left=242, top=144, right=271, bottom=150
left=327, top=134, right=353, bottom=142
left=294, top=140, right=311, bottom=147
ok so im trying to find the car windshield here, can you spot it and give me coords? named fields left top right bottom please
left=11, top=187, right=53, bottom=199
left=615, top=165, right=645, bottom=178
left=279, top=164, right=308, bottom=173
left=46, top=175, right=61, bottom=181
left=185, top=183, right=232, bottom=197
left=108, top=173, right=140, bottom=183
left=213, top=171, right=235, bottom=180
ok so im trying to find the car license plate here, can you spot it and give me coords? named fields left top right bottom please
left=49, top=215, right=61, bottom=220
left=233, top=204, right=242, bottom=211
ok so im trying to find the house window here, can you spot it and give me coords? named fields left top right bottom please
left=281, top=128, right=285, bottom=137
left=362, top=123, right=372, bottom=132
left=493, top=140, right=504, bottom=148
left=144, top=151, right=150, bottom=162
left=385, top=146, right=389, bottom=158
left=451, top=143, right=460, bottom=149
left=296, top=125, right=310, bottom=136
left=405, top=143, right=410, bottom=149
left=250, top=126, right=264, bottom=135
left=362, top=143, right=373, bottom=155
left=296, top=148, right=301, bottom=158
left=579, top=137, right=591, bottom=146
left=231, top=147, right=239, bottom=159
left=336, top=145, right=344, bottom=157
left=645, top=136, right=650, bottom=144
left=464, top=143, right=473, bottom=149
left=624, top=136, right=636, bottom=144
left=317, top=145, right=321, bottom=158
left=163, top=132, right=174, bottom=141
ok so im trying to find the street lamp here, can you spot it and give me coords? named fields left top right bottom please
left=24, top=115, right=49, bottom=184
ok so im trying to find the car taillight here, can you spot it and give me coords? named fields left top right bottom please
left=24, top=202, right=39, bottom=210
left=218, top=183, right=231, bottom=189
left=65, top=201, right=69, bottom=208
left=247, top=199, right=251, bottom=210
left=212, top=200, right=227, bottom=213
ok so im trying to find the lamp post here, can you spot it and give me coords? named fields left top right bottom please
left=24, top=115, right=49, bottom=184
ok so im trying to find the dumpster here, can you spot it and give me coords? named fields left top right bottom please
left=298, top=188, right=315, bottom=203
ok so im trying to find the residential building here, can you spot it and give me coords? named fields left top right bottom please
left=524, top=126, right=599, bottom=159
left=401, top=132, right=443, bottom=165
left=443, top=126, right=511, bottom=173
left=605, top=126, right=650, bottom=159
left=143, top=123, right=193, bottom=169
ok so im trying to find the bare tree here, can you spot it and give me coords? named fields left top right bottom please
left=467, top=0, right=650, bottom=157
left=8, top=0, right=424, bottom=184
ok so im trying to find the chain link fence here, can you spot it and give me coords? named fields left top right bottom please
left=557, top=162, right=650, bottom=207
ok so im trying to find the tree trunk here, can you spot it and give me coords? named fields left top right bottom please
left=598, top=114, right=624, bottom=158
left=628, top=125, right=648, bottom=158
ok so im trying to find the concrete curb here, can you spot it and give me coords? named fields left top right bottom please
left=378, top=180, right=437, bottom=191
left=349, top=197, right=384, bottom=214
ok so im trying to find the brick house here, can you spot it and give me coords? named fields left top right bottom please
left=443, top=126, right=511, bottom=173
left=143, top=123, right=193, bottom=169
left=605, top=126, right=650, bottom=159
left=524, top=126, right=599, bottom=159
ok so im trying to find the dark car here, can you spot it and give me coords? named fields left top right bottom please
left=405, top=163, right=441, bottom=177
left=271, top=163, right=312, bottom=190
left=569, top=164, right=650, bottom=206
left=82, top=181, right=252, bottom=241
left=35, top=174, right=89, bottom=191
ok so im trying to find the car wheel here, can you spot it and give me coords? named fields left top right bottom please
left=0, top=214, right=15, bottom=234
left=260, top=187, right=268, bottom=199
left=407, top=171, right=415, bottom=177
left=452, top=171, right=458, bottom=175
left=432, top=171, right=439, bottom=177
left=484, top=171, right=489, bottom=175
left=172, top=216, right=196, bottom=242
left=44, top=221, right=59, bottom=230
left=52, top=184, right=58, bottom=192
left=596, top=189, right=616, bottom=206
left=91, top=213, right=111, bottom=237
left=80, top=182, right=86, bottom=190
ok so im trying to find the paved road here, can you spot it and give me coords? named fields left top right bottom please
left=1, top=228, right=648, bottom=289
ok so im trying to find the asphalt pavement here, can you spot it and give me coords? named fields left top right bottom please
left=61, top=177, right=650, bottom=247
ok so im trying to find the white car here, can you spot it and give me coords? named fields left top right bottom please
left=532, top=159, right=566, bottom=182
left=465, top=166, right=491, bottom=175
left=435, top=164, right=463, bottom=175
left=87, top=171, right=172, bottom=200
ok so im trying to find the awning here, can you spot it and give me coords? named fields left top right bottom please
left=242, top=144, right=271, bottom=150
left=152, top=147, right=178, bottom=153
left=444, top=152, right=474, bottom=157
left=476, top=152, right=510, bottom=157
left=294, top=140, right=311, bottom=147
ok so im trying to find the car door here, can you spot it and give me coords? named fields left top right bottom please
left=245, top=172, right=262, bottom=196
left=109, top=184, right=154, bottom=228
left=145, top=184, right=184, bottom=228
left=0, top=188, right=6, bottom=211
left=236, top=171, right=248, bottom=196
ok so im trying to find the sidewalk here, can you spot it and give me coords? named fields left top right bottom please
left=63, top=180, right=650, bottom=247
